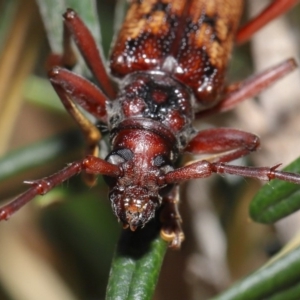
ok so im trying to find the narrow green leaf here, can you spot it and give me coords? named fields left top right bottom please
left=0, top=130, right=82, bottom=182
left=267, top=281, right=300, bottom=300
left=212, top=246, right=300, bottom=300
left=106, top=220, right=168, bottom=300
left=250, top=157, right=300, bottom=223
left=36, top=0, right=101, bottom=51
left=36, top=0, right=102, bottom=76
left=24, top=75, right=63, bottom=112
left=36, top=0, right=69, bottom=53
left=113, top=0, right=129, bottom=35
left=0, top=0, right=18, bottom=53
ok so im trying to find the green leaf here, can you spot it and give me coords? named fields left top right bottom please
left=250, top=157, right=300, bottom=223
left=0, top=130, right=82, bottom=182
left=24, top=75, right=63, bottom=112
left=36, top=0, right=102, bottom=76
left=36, top=0, right=101, bottom=51
left=267, top=282, right=300, bottom=300
left=0, top=0, right=18, bottom=53
left=212, top=246, right=300, bottom=300
left=106, top=220, right=168, bottom=300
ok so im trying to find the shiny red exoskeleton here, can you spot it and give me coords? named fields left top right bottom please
left=1, top=0, right=300, bottom=248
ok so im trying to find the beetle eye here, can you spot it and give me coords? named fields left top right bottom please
left=104, top=149, right=133, bottom=187
left=153, top=155, right=168, bottom=167
left=153, top=155, right=174, bottom=175
left=106, top=148, right=134, bottom=165
left=107, top=154, right=125, bottom=165
left=116, top=148, right=134, bottom=161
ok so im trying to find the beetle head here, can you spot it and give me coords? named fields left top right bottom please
left=109, top=185, right=160, bottom=230
left=104, top=140, right=173, bottom=230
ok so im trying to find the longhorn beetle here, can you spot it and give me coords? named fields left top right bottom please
left=1, top=0, right=300, bottom=249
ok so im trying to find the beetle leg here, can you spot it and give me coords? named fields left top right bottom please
left=49, top=67, right=108, bottom=121
left=0, top=156, right=121, bottom=221
left=236, top=0, right=298, bottom=44
left=163, top=161, right=300, bottom=185
left=181, top=127, right=296, bottom=185
left=180, top=128, right=300, bottom=187
left=185, top=128, right=260, bottom=163
left=49, top=67, right=108, bottom=185
left=46, top=17, right=77, bottom=70
left=195, top=58, right=297, bottom=118
left=62, top=9, right=116, bottom=99
left=47, top=9, right=115, bottom=99
left=160, top=186, right=184, bottom=249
